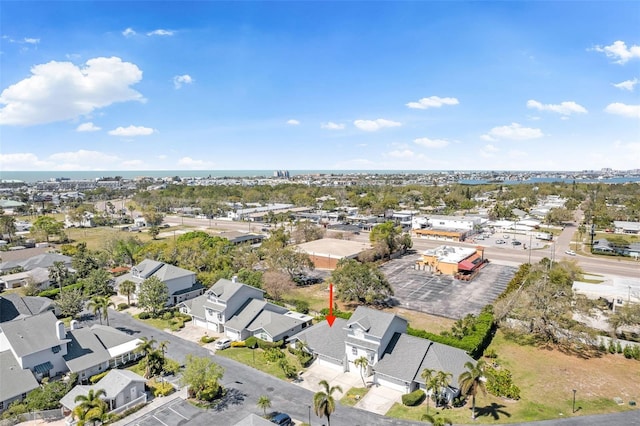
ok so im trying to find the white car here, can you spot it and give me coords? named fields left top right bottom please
left=214, top=337, right=232, bottom=350
left=565, top=250, right=576, bottom=256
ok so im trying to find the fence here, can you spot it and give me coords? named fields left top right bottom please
left=0, top=409, right=64, bottom=426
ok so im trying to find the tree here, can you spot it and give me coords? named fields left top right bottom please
left=48, top=261, right=70, bottom=290
left=263, top=246, right=314, bottom=279
left=0, top=212, right=16, bottom=242
left=331, top=259, right=393, bottom=305
left=421, top=414, right=453, bottom=426
left=313, top=379, right=342, bottom=426
left=257, top=395, right=272, bottom=417
left=88, top=295, right=114, bottom=326
left=608, top=303, right=640, bottom=336
left=421, top=368, right=436, bottom=414
left=458, top=360, right=494, bottom=420
left=136, top=337, right=158, bottom=379
left=261, top=270, right=294, bottom=301
left=72, top=243, right=100, bottom=278
left=143, top=209, right=164, bottom=227
left=56, top=288, right=85, bottom=318
left=30, top=215, right=64, bottom=242
left=82, top=268, right=113, bottom=297
left=434, top=371, right=453, bottom=407
left=180, top=355, right=225, bottom=401
left=119, top=279, right=137, bottom=305
left=137, top=276, right=168, bottom=317
left=73, top=388, right=108, bottom=426
left=354, top=356, right=369, bottom=388
left=148, top=225, right=160, bottom=240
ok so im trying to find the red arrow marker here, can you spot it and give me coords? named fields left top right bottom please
left=326, top=283, right=336, bottom=327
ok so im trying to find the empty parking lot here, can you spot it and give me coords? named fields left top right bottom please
left=381, top=253, right=515, bottom=319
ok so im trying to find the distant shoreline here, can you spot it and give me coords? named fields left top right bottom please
left=1, top=169, right=639, bottom=185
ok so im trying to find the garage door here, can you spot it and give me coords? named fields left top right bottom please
left=376, top=375, right=410, bottom=393
left=317, top=356, right=343, bottom=372
left=194, top=318, right=209, bottom=329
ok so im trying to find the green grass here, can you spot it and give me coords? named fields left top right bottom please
left=134, top=314, right=187, bottom=331
left=579, top=278, right=605, bottom=284
left=215, top=347, right=302, bottom=381
left=340, top=387, right=369, bottom=407
left=126, top=360, right=146, bottom=377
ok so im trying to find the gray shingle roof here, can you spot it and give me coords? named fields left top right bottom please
left=224, top=299, right=268, bottom=331
left=0, top=350, right=40, bottom=402
left=208, top=278, right=245, bottom=301
left=373, top=333, right=432, bottom=383
left=60, top=369, right=145, bottom=410
left=132, top=259, right=194, bottom=281
left=233, top=413, right=275, bottom=426
left=0, top=311, right=68, bottom=357
left=64, top=328, right=111, bottom=373
left=247, top=309, right=302, bottom=339
left=0, top=253, right=72, bottom=272
left=416, top=341, right=475, bottom=388
left=290, top=318, right=348, bottom=362
left=0, top=294, right=54, bottom=323
left=346, top=306, right=407, bottom=338
left=90, top=325, right=138, bottom=349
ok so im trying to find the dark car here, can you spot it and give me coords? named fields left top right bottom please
left=270, top=413, right=292, bottom=426
left=511, top=240, right=522, bottom=246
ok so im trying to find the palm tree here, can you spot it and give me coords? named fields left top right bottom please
left=48, top=260, right=68, bottom=290
left=257, top=395, right=272, bottom=417
left=354, top=355, right=369, bottom=387
left=136, top=337, right=157, bottom=379
left=119, top=280, right=137, bottom=305
left=313, top=379, right=342, bottom=426
left=88, top=296, right=115, bottom=326
left=421, top=414, right=453, bottom=426
left=458, top=360, right=494, bottom=420
left=421, top=368, right=436, bottom=414
left=434, top=371, right=453, bottom=407
left=73, top=388, right=108, bottom=426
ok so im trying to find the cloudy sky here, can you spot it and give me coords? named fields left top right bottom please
left=1, top=1, right=639, bottom=172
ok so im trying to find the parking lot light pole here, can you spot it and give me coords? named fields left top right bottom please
left=572, top=389, right=577, bottom=413
left=308, top=404, right=311, bottom=425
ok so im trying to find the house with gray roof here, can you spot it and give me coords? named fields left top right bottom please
left=289, top=306, right=475, bottom=396
left=0, top=350, right=40, bottom=413
left=0, top=294, right=55, bottom=323
left=0, top=267, right=51, bottom=291
left=0, top=253, right=72, bottom=274
left=115, top=259, right=205, bottom=307
left=60, top=369, right=146, bottom=417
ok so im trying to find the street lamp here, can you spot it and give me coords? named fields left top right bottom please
left=572, top=389, right=577, bottom=413
left=307, top=404, right=311, bottom=426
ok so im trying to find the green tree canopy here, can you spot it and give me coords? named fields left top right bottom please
left=180, top=355, right=225, bottom=401
left=137, top=276, right=168, bottom=317
left=331, top=259, right=393, bottom=305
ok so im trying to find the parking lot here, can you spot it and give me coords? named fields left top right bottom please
left=381, top=253, right=515, bottom=319
left=124, top=399, right=205, bottom=426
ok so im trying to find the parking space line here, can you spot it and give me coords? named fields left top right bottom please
left=168, top=406, right=189, bottom=420
left=152, top=415, right=169, bottom=426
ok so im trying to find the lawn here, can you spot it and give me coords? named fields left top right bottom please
left=340, top=387, right=369, bottom=407
left=215, top=347, right=303, bottom=381
left=64, top=226, right=154, bottom=250
left=283, top=283, right=331, bottom=314
left=386, top=330, right=640, bottom=424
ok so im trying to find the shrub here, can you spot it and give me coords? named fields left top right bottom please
left=245, top=336, right=258, bottom=348
left=257, top=338, right=284, bottom=350
left=292, top=299, right=310, bottom=314
left=231, top=341, right=246, bottom=348
left=200, top=335, right=216, bottom=344
left=402, top=389, right=425, bottom=406
left=486, top=366, right=521, bottom=400
left=150, top=380, right=174, bottom=397
left=162, top=311, right=174, bottom=320
left=89, top=371, right=109, bottom=384
left=264, top=348, right=285, bottom=363
left=118, top=303, right=129, bottom=311
left=623, top=344, right=640, bottom=360
left=138, top=312, right=151, bottom=320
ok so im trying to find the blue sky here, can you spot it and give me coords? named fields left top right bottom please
left=1, top=1, right=639, bottom=171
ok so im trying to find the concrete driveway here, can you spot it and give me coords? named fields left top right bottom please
left=355, top=384, right=403, bottom=415
left=297, top=362, right=362, bottom=399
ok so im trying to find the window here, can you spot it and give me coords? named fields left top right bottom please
left=51, top=345, right=61, bottom=353
left=0, top=401, right=4, bottom=410
left=351, top=347, right=358, bottom=356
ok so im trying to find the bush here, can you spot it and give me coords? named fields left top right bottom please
left=257, top=338, right=284, bottom=350
left=292, top=299, right=310, bottom=314
left=150, top=380, right=174, bottom=397
left=486, top=366, right=521, bottom=400
left=231, top=341, right=246, bottom=348
left=162, top=311, right=174, bottom=320
left=38, top=282, right=83, bottom=299
left=118, top=303, right=129, bottom=311
left=402, top=389, right=425, bottom=406
left=89, top=371, right=109, bottom=384
left=200, top=335, right=216, bottom=344
left=245, top=336, right=258, bottom=349
left=623, top=344, right=640, bottom=360
left=138, top=312, right=151, bottom=320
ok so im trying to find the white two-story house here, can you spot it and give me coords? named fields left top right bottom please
left=115, top=259, right=205, bottom=306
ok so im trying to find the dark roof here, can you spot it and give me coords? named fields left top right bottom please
left=172, top=282, right=205, bottom=296
left=0, top=294, right=54, bottom=323
left=374, top=333, right=432, bottom=383
left=64, top=328, right=111, bottom=372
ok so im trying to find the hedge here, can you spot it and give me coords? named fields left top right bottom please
left=407, top=306, right=495, bottom=359
left=318, top=308, right=352, bottom=321
left=200, top=335, right=216, bottom=344
left=256, top=338, right=284, bottom=349
left=89, top=371, right=108, bottom=384
left=231, top=341, right=246, bottom=347
left=402, top=389, right=425, bottom=406
left=38, top=282, right=83, bottom=299
left=117, top=303, right=129, bottom=311
left=138, top=312, right=151, bottom=320
left=245, top=336, right=258, bottom=348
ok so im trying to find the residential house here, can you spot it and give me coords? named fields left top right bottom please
left=613, top=221, right=640, bottom=235
left=289, top=306, right=475, bottom=397
left=115, top=259, right=205, bottom=306
left=60, top=369, right=147, bottom=419
left=0, top=252, right=72, bottom=274
left=0, top=350, right=40, bottom=412
left=0, top=267, right=51, bottom=291
left=180, top=278, right=312, bottom=341
left=0, top=294, right=56, bottom=323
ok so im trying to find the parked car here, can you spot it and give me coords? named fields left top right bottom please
left=270, top=413, right=292, bottom=426
left=214, top=337, right=231, bottom=350
left=511, top=240, right=522, bottom=246
left=565, top=250, right=576, bottom=256
left=495, top=239, right=505, bottom=244
left=502, top=234, right=510, bottom=239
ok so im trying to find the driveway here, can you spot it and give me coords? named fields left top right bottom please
left=354, top=384, right=403, bottom=415
left=297, top=362, right=362, bottom=399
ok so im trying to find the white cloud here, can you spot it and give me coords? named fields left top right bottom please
left=593, top=40, right=640, bottom=64
left=108, top=125, right=156, bottom=136
left=353, top=118, right=401, bottom=132
left=481, top=123, right=544, bottom=141
left=147, top=29, right=174, bottom=37
left=0, top=57, right=144, bottom=126
left=321, top=121, right=345, bottom=130
left=485, top=144, right=500, bottom=152
left=406, top=96, right=459, bottom=109
left=0, top=153, right=51, bottom=170
left=604, top=103, right=640, bottom=118
left=157, top=154, right=168, bottom=160
left=613, top=78, right=638, bottom=91
left=122, top=28, right=136, bottom=37
left=286, top=119, right=300, bottom=126
left=49, top=149, right=119, bottom=164
left=177, top=157, right=215, bottom=169
left=526, top=100, right=588, bottom=115
left=413, top=137, right=449, bottom=148
left=388, top=149, right=415, bottom=158
left=173, top=74, right=194, bottom=89
left=76, top=122, right=101, bottom=132
left=23, top=38, right=40, bottom=45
